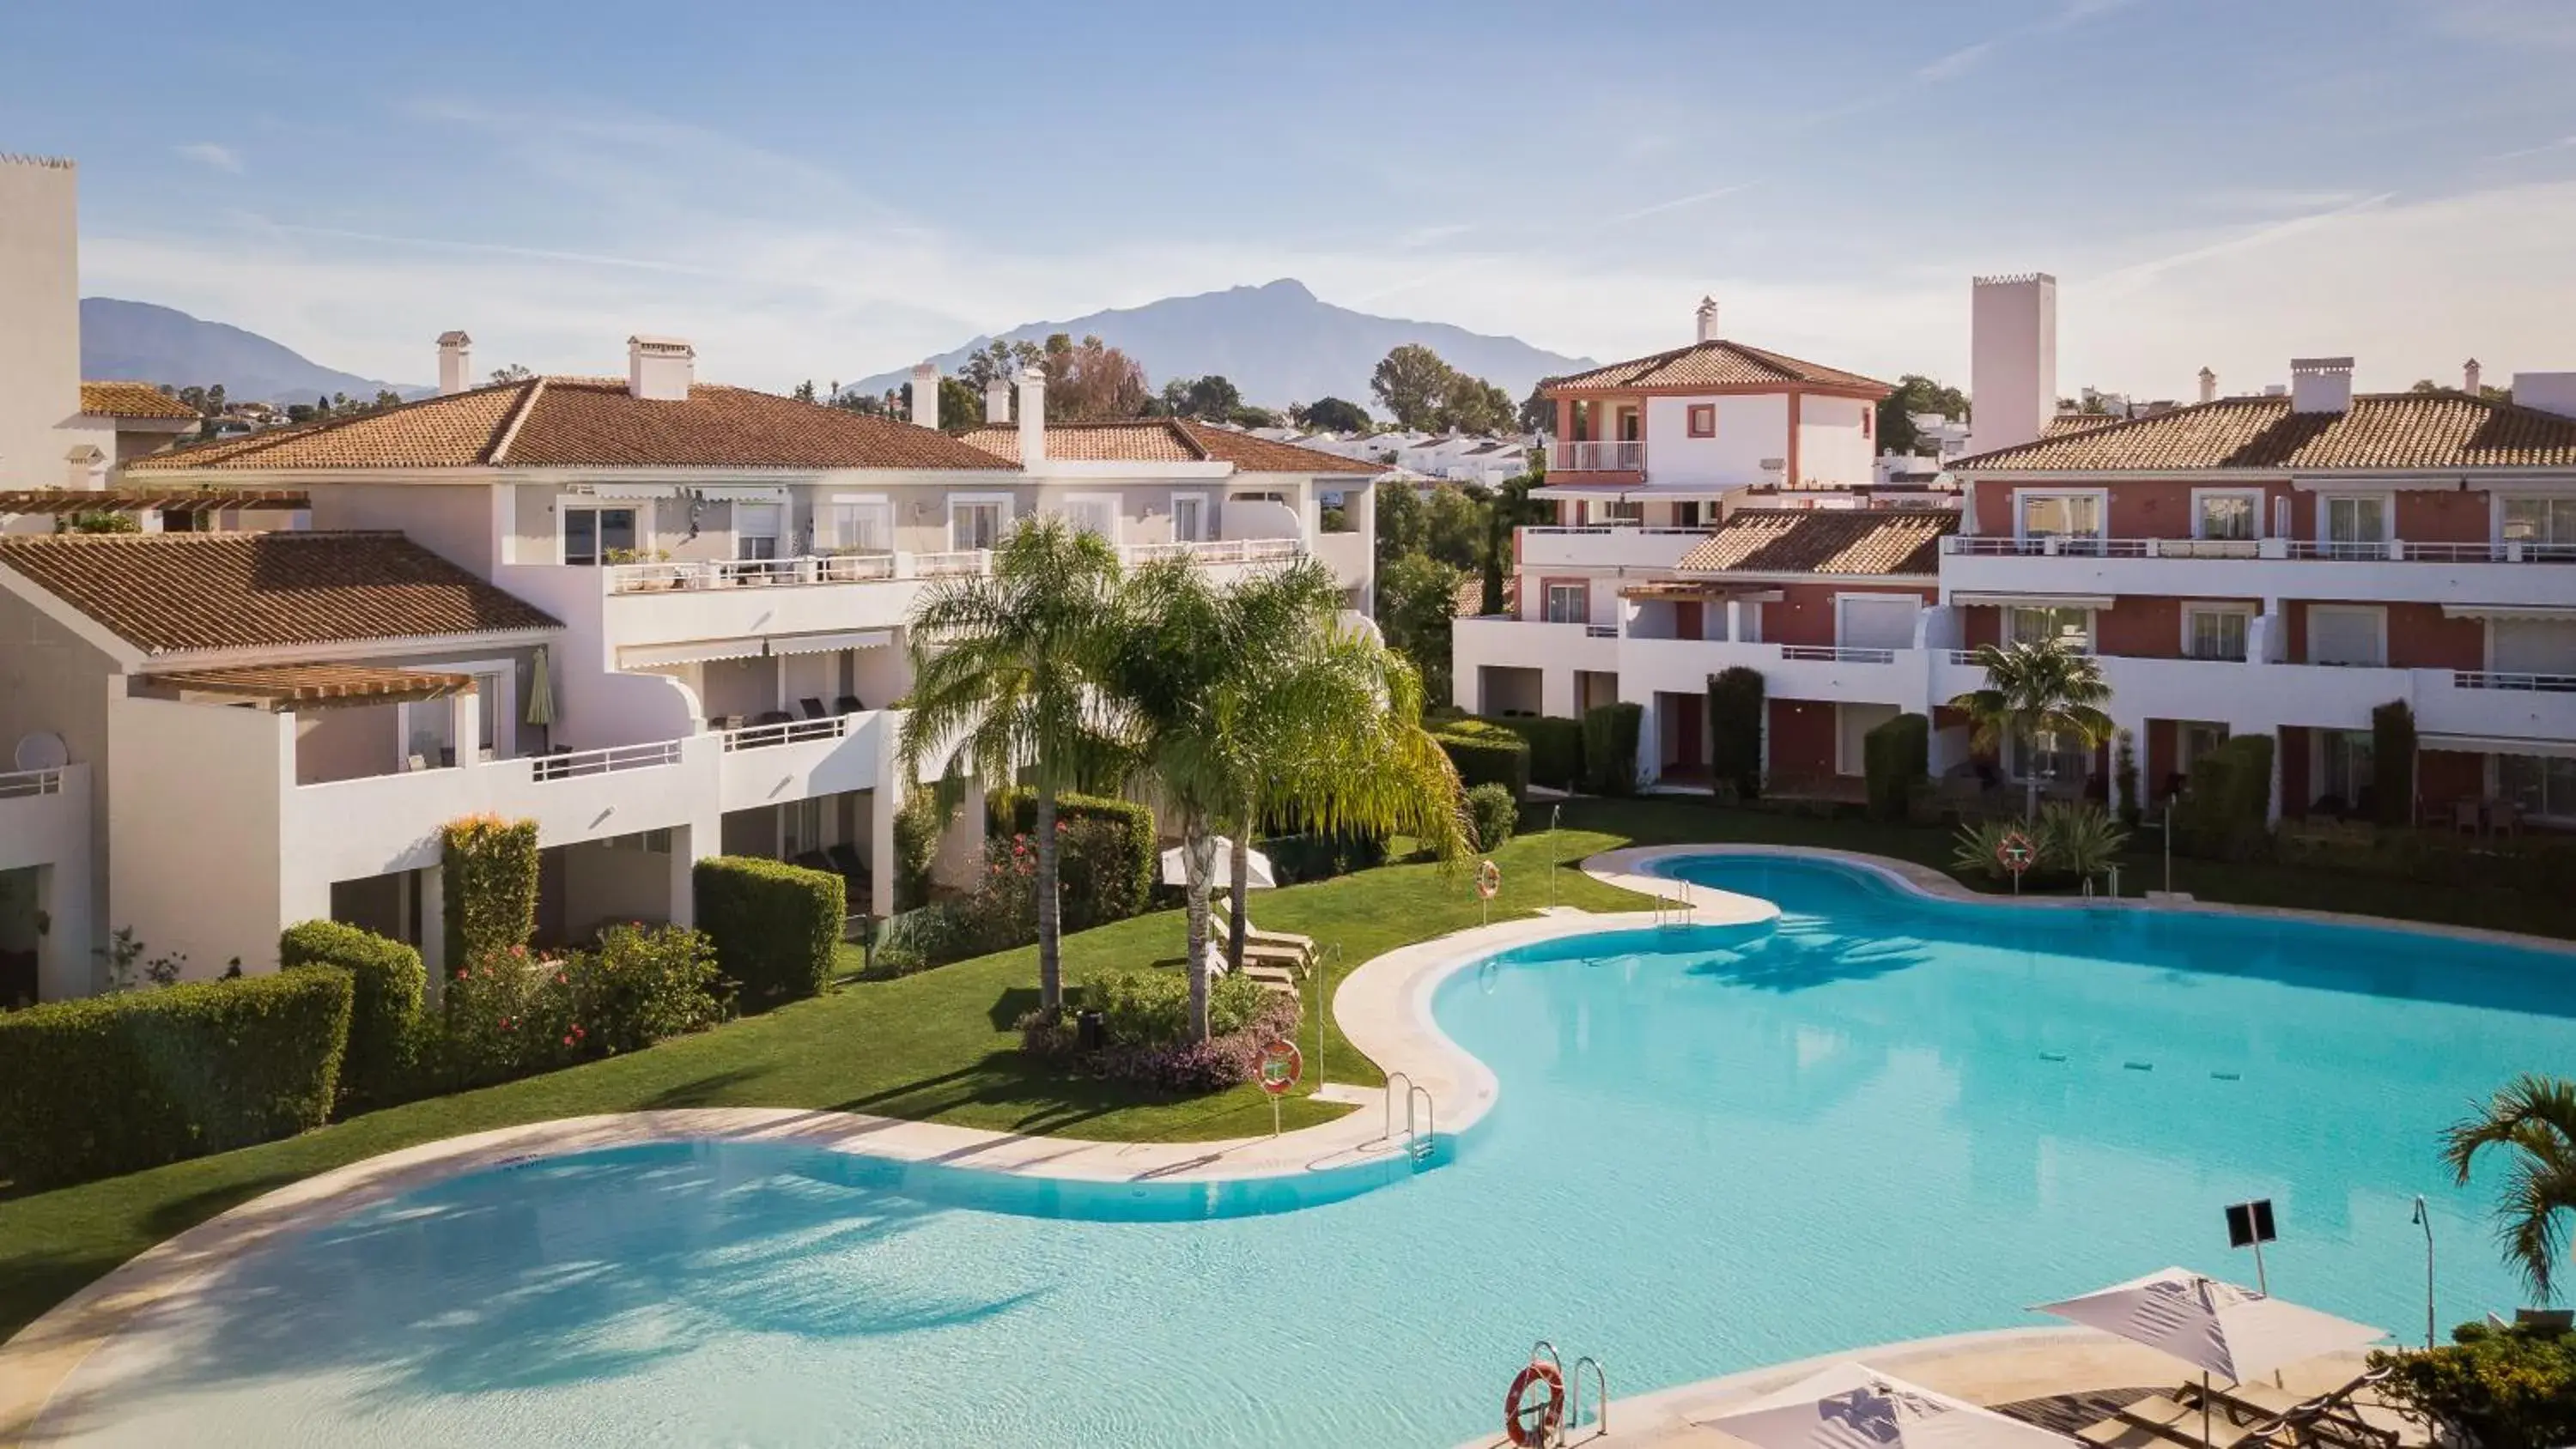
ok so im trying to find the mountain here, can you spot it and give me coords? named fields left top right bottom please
left=848, top=279, right=1594, bottom=411
left=79, top=299, right=422, bottom=404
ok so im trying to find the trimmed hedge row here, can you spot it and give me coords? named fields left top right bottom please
left=1708, top=666, right=1765, bottom=799
left=0, top=969, right=352, bottom=1187
left=1862, top=712, right=1929, bottom=822
left=694, top=856, right=844, bottom=1009
left=1467, top=782, right=1518, bottom=851
left=280, top=919, right=424, bottom=1110
left=2178, top=732, right=2275, bottom=861
left=1431, top=718, right=1530, bottom=799
left=1485, top=715, right=1584, bottom=791
left=989, top=789, right=1157, bottom=931
left=1582, top=701, right=1643, bottom=796
left=441, top=815, right=538, bottom=967
left=2372, top=700, right=2417, bottom=829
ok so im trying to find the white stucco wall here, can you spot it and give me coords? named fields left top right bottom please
left=0, top=158, right=85, bottom=494
left=309, top=483, right=501, bottom=575
left=108, top=694, right=292, bottom=979
left=1795, top=395, right=1874, bottom=487
left=1644, top=394, right=1789, bottom=488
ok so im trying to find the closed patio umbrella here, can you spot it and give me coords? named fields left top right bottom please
left=1704, top=1361, right=2076, bottom=1449
left=524, top=644, right=556, bottom=742
left=1159, top=837, right=1274, bottom=888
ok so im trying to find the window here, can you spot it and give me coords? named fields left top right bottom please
left=1603, top=500, right=1643, bottom=524
left=950, top=499, right=1006, bottom=550
left=2184, top=606, right=2250, bottom=662
left=2307, top=606, right=2385, bottom=667
left=1616, top=407, right=1642, bottom=442
left=2323, top=495, right=2388, bottom=558
left=2018, top=492, right=2104, bottom=539
left=1861, top=406, right=1874, bottom=441
left=2178, top=721, right=2230, bottom=771
left=733, top=502, right=783, bottom=561
left=2319, top=731, right=2373, bottom=807
left=2006, top=606, right=2091, bottom=651
left=1061, top=495, right=1119, bottom=541
left=823, top=498, right=892, bottom=552
left=2193, top=491, right=2259, bottom=541
left=2007, top=726, right=2090, bottom=788
left=1172, top=494, right=1207, bottom=543
left=1674, top=500, right=1704, bottom=528
left=1542, top=583, right=1589, bottom=624
left=399, top=667, right=507, bottom=767
left=1686, top=404, right=1716, bottom=439
left=2502, top=497, right=2576, bottom=557
left=784, top=797, right=827, bottom=855
left=562, top=506, right=638, bottom=566
left=2499, top=753, right=2576, bottom=821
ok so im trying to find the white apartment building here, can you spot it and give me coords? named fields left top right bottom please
left=0, top=318, right=1381, bottom=1002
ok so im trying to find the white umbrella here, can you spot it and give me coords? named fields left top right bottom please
left=1158, top=837, right=1275, bottom=888
left=1705, top=1361, right=2075, bottom=1449
left=2032, top=1266, right=2386, bottom=1384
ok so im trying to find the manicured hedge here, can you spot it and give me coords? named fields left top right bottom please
left=1708, top=666, right=1765, bottom=799
left=2372, top=699, right=2417, bottom=829
left=441, top=815, right=539, bottom=967
left=891, top=791, right=941, bottom=912
left=2178, top=732, right=2275, bottom=861
left=1466, top=782, right=1518, bottom=851
left=1257, top=829, right=1390, bottom=885
left=693, top=856, right=845, bottom=1009
left=990, top=789, right=1157, bottom=931
left=0, top=969, right=352, bottom=1188
left=1582, top=700, right=1643, bottom=796
left=1483, top=715, right=1583, bottom=791
left=280, top=919, right=424, bottom=1110
left=1862, top=712, right=1929, bottom=822
left=1431, top=718, right=1530, bottom=799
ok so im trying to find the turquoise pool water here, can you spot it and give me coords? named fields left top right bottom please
left=47, top=856, right=2576, bottom=1447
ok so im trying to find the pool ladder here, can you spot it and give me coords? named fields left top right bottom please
left=1654, top=880, right=1693, bottom=927
left=1528, top=1340, right=1611, bottom=1445
left=1382, top=1071, right=1437, bottom=1165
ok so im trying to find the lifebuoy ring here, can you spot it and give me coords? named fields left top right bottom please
left=1477, top=859, right=1502, bottom=900
left=1996, top=829, right=2036, bottom=876
left=1504, top=1360, right=1565, bottom=1447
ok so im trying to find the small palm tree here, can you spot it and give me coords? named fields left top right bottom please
left=2442, top=1073, right=2576, bottom=1304
left=1947, top=637, right=2116, bottom=820
left=898, top=518, right=1124, bottom=1011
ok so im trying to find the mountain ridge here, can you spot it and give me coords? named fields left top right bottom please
left=79, top=299, right=422, bottom=403
left=848, top=279, right=1592, bottom=411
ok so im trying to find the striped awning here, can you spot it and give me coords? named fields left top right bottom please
left=2421, top=733, right=2576, bottom=760
left=619, top=637, right=768, bottom=668
left=768, top=629, right=891, bottom=656
left=149, top=663, right=475, bottom=712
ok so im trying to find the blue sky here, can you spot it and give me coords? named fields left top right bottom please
left=8, top=0, right=2575, bottom=399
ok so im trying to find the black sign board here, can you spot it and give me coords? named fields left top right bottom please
left=2225, top=1198, right=2277, bottom=1249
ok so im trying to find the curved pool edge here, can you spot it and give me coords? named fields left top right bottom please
left=0, top=888, right=1760, bottom=1446
left=1593, top=841, right=2576, bottom=960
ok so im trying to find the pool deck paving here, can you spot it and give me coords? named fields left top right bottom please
left=5, top=840, right=2526, bottom=1446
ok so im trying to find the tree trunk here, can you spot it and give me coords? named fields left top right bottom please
left=2024, top=774, right=2038, bottom=822
left=1034, top=786, right=1062, bottom=1010
left=1183, top=821, right=1215, bottom=1042
left=1225, top=822, right=1251, bottom=975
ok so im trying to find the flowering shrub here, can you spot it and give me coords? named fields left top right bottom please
left=581, top=922, right=726, bottom=1053
left=432, top=924, right=722, bottom=1088
left=1014, top=971, right=1298, bottom=1094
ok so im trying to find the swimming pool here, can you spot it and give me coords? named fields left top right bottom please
left=42, top=854, right=2576, bottom=1447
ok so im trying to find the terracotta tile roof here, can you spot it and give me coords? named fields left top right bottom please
left=149, top=662, right=477, bottom=712
left=1675, top=508, right=1955, bottom=576
left=1544, top=340, right=1890, bottom=395
left=0, top=530, right=560, bottom=657
left=1954, top=393, right=2576, bottom=472
left=2042, top=413, right=2125, bottom=439
left=126, top=378, right=1012, bottom=473
left=79, top=382, right=200, bottom=420
left=0, top=488, right=308, bottom=515
left=956, top=419, right=1387, bottom=473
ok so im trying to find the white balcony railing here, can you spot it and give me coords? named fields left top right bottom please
left=530, top=739, right=685, bottom=781
left=1118, top=537, right=1306, bottom=567
left=720, top=714, right=851, bottom=751
left=1944, top=535, right=2576, bottom=563
left=0, top=767, right=63, bottom=800
left=1519, top=525, right=1716, bottom=538
left=1782, top=645, right=1898, bottom=664
left=604, top=537, right=1311, bottom=597
left=1549, top=440, right=1647, bottom=472
left=2457, top=670, right=2576, bottom=693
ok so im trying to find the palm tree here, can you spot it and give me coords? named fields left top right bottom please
left=1947, top=637, right=2116, bottom=820
left=1111, top=556, right=1467, bottom=1039
left=897, top=518, right=1123, bottom=1011
left=2442, top=1073, right=2576, bottom=1303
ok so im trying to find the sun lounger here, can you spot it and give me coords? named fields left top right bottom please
left=1211, top=899, right=1315, bottom=960
left=2178, top=1373, right=2398, bottom=1449
left=2075, top=1396, right=2253, bottom=1449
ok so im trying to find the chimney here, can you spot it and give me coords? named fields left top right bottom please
left=626, top=336, right=694, bottom=401
left=2512, top=372, right=2576, bottom=420
left=985, top=377, right=1012, bottom=425
left=1016, top=365, right=1046, bottom=469
left=1969, top=272, right=2057, bottom=453
left=437, top=330, right=473, bottom=396
left=64, top=444, right=106, bottom=492
left=2196, top=367, right=2216, bottom=404
left=1695, top=295, right=1720, bottom=345
left=908, top=361, right=939, bottom=429
left=2288, top=356, right=2354, bottom=415
left=2464, top=358, right=2482, bottom=394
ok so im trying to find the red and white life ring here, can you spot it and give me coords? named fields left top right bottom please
left=1504, top=1359, right=1566, bottom=1447
left=1476, top=858, right=1503, bottom=900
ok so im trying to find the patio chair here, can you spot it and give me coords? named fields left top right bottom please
left=824, top=842, right=865, bottom=881
left=2452, top=797, right=2482, bottom=835
left=799, top=697, right=830, bottom=721
left=1211, top=897, right=1315, bottom=961
left=2077, top=1395, right=2254, bottom=1449
left=754, top=709, right=793, bottom=727
left=792, top=849, right=833, bottom=874
left=835, top=694, right=865, bottom=715
left=2490, top=798, right=2522, bottom=838
left=2178, top=1370, right=2400, bottom=1449
left=708, top=713, right=740, bottom=732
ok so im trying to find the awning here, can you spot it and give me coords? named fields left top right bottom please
left=619, top=637, right=768, bottom=668
left=582, top=483, right=790, bottom=502
left=1950, top=591, right=2117, bottom=609
left=768, top=629, right=891, bottom=657
left=1532, top=483, right=1733, bottom=502
left=2421, top=733, right=2576, bottom=761
left=149, top=663, right=475, bottom=712
left=2442, top=603, right=2576, bottom=621
left=586, top=482, right=681, bottom=500
left=1617, top=581, right=1784, bottom=602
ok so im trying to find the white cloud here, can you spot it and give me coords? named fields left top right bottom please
left=1914, top=42, right=1996, bottom=83
left=174, top=142, right=242, bottom=173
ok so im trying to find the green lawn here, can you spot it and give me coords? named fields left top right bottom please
left=2, top=795, right=2564, bottom=1345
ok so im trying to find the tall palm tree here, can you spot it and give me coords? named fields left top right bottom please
left=2442, top=1073, right=2576, bottom=1303
left=897, top=517, right=1123, bottom=1010
left=1111, top=556, right=1467, bottom=1039
left=1947, top=637, right=2116, bottom=820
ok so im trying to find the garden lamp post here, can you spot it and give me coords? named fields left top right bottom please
left=2410, top=1195, right=2435, bottom=1349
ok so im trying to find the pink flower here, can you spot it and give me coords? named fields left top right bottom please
left=562, top=1035, right=574, bottom=1047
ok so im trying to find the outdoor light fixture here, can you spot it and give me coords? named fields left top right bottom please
left=2409, top=1196, right=2435, bottom=1349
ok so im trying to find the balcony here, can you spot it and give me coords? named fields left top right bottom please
left=1940, top=534, right=2576, bottom=609
left=0, top=763, right=87, bottom=876
left=1518, top=525, right=1713, bottom=571
left=715, top=711, right=888, bottom=814
left=1548, top=440, right=1647, bottom=474
left=1621, top=637, right=1924, bottom=707
left=1930, top=651, right=2576, bottom=741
